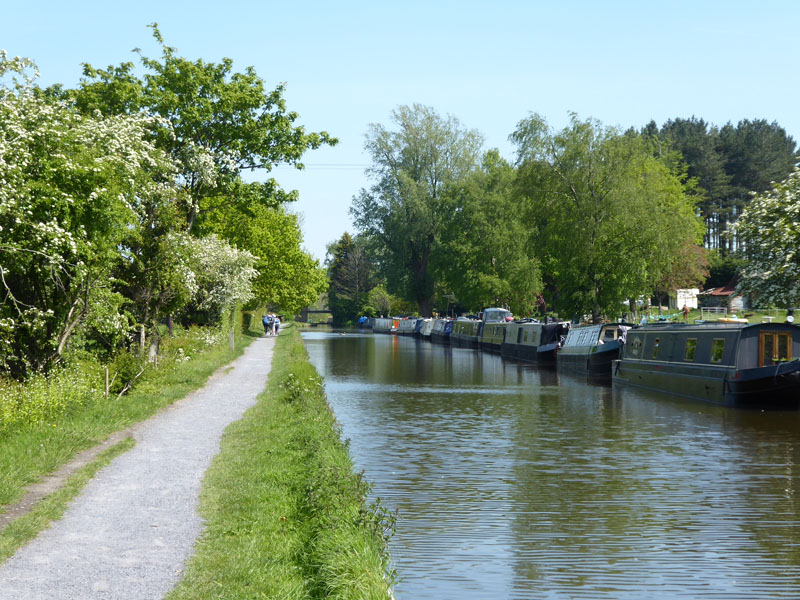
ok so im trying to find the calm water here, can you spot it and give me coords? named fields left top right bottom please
left=303, top=331, right=800, bottom=599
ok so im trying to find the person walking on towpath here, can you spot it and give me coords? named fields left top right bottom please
left=265, top=313, right=274, bottom=335
left=262, top=313, right=269, bottom=335
left=0, top=336, right=276, bottom=600
left=273, top=315, right=280, bottom=336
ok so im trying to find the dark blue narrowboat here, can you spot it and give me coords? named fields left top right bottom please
left=613, top=321, right=800, bottom=407
left=557, top=323, right=633, bottom=378
left=501, top=321, right=569, bottom=363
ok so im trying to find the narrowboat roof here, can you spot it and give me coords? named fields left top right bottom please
left=633, top=321, right=800, bottom=333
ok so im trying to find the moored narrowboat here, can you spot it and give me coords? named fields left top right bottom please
left=502, top=321, right=570, bottom=363
left=418, top=318, right=434, bottom=338
left=613, top=321, right=800, bottom=407
left=396, top=318, right=419, bottom=335
left=480, top=322, right=508, bottom=353
left=477, top=308, right=513, bottom=353
left=450, top=318, right=482, bottom=348
left=373, top=317, right=397, bottom=333
left=430, top=318, right=453, bottom=345
left=557, top=322, right=633, bottom=377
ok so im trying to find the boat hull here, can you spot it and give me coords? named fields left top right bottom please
left=557, top=342, right=622, bottom=378
left=613, top=359, right=800, bottom=407
left=451, top=335, right=479, bottom=349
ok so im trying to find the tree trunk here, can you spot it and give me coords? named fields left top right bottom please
left=418, top=298, right=433, bottom=318
left=411, top=248, right=433, bottom=317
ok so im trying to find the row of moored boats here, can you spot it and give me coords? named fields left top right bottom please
left=367, top=308, right=800, bottom=408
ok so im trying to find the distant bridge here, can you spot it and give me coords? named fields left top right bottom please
left=296, top=308, right=333, bottom=324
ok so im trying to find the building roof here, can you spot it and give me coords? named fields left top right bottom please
left=708, top=277, right=738, bottom=297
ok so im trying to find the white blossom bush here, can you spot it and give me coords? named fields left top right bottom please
left=733, top=167, right=800, bottom=307
left=0, top=54, right=180, bottom=374
left=166, top=232, right=257, bottom=319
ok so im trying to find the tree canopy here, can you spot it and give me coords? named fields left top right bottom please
left=326, top=233, right=373, bottom=324
left=437, top=150, right=541, bottom=314
left=647, top=117, right=797, bottom=254
left=71, top=23, right=336, bottom=231
left=512, top=114, right=702, bottom=322
left=351, top=104, right=483, bottom=316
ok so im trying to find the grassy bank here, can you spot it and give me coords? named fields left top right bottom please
left=0, top=319, right=260, bottom=515
left=168, top=325, right=395, bottom=600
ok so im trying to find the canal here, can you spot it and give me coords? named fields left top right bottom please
left=303, top=330, right=800, bottom=599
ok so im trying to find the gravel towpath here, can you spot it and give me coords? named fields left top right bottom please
left=0, top=335, right=275, bottom=600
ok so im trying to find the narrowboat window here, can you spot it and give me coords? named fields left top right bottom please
left=778, top=334, right=791, bottom=361
left=631, top=337, right=642, bottom=356
left=517, top=329, right=523, bottom=344
left=684, top=338, right=697, bottom=361
left=604, top=329, right=616, bottom=341
left=711, top=338, right=725, bottom=363
left=652, top=338, right=660, bottom=359
left=531, top=331, right=538, bottom=344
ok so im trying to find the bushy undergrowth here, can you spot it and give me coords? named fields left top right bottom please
left=168, top=325, right=395, bottom=600
left=0, top=324, right=229, bottom=433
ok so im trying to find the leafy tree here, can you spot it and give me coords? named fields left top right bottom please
left=327, top=233, right=374, bottom=324
left=512, top=114, right=702, bottom=322
left=732, top=168, right=800, bottom=307
left=437, top=150, right=541, bottom=314
left=705, top=250, right=747, bottom=289
left=363, top=285, right=398, bottom=318
left=199, top=201, right=326, bottom=315
left=650, top=117, right=797, bottom=255
left=72, top=23, right=336, bottom=231
left=351, top=104, right=483, bottom=316
left=652, top=244, right=710, bottom=309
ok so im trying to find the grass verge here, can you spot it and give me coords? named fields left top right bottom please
left=167, top=324, right=395, bottom=600
left=0, top=325, right=258, bottom=515
left=0, top=436, right=135, bottom=563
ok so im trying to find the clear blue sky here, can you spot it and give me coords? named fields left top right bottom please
left=3, top=1, right=798, bottom=262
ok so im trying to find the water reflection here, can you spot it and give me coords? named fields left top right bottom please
left=303, top=331, right=800, bottom=599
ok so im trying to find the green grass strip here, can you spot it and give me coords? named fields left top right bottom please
left=168, top=325, right=395, bottom=600
left=0, top=436, right=136, bottom=564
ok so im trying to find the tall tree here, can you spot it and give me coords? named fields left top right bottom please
left=437, top=150, right=541, bottom=314
left=71, top=23, right=336, bottom=231
left=512, top=114, right=702, bottom=322
left=655, top=117, right=731, bottom=250
left=351, top=104, right=483, bottom=316
left=327, top=233, right=373, bottom=324
left=717, top=119, right=797, bottom=254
